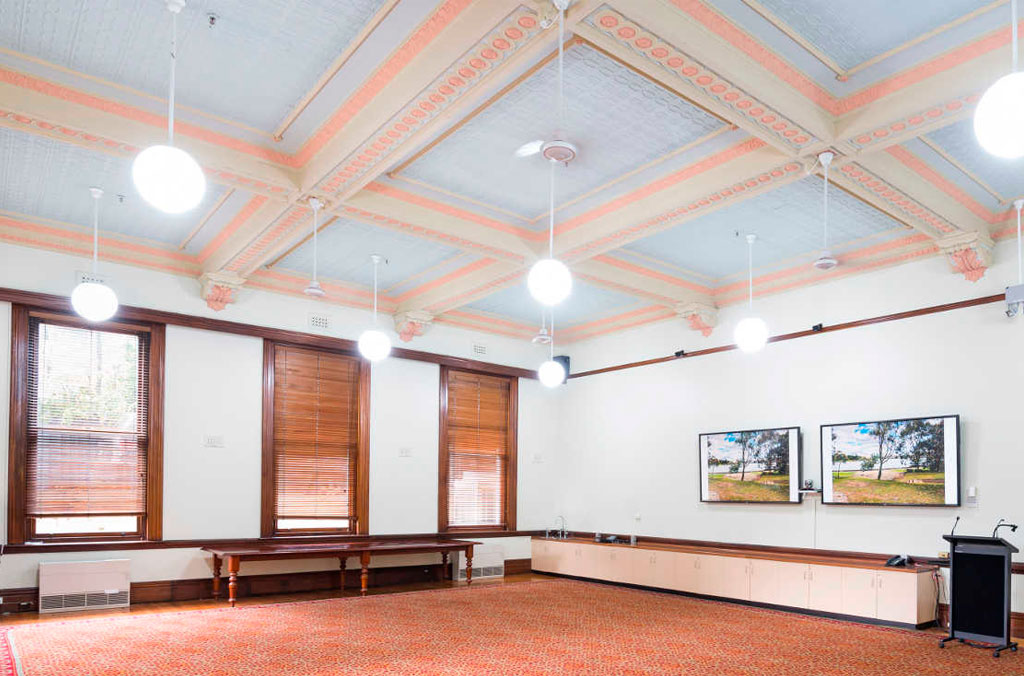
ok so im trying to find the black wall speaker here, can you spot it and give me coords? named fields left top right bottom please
left=553, top=355, right=570, bottom=380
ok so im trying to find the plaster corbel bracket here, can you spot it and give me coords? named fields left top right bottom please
left=200, top=271, right=247, bottom=311
left=394, top=310, right=435, bottom=343
left=937, top=230, right=994, bottom=282
left=675, top=301, right=718, bottom=337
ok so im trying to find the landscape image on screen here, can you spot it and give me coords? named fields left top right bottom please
left=821, top=416, right=959, bottom=506
left=699, top=427, right=800, bottom=503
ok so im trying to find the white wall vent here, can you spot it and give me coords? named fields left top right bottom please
left=307, top=312, right=332, bottom=332
left=452, top=545, right=503, bottom=581
left=472, top=342, right=487, bottom=356
left=39, top=559, right=130, bottom=613
left=75, top=270, right=108, bottom=286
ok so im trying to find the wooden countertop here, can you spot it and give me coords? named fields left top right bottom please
left=533, top=537, right=937, bottom=573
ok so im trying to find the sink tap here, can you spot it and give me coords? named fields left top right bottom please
left=555, top=515, right=567, bottom=539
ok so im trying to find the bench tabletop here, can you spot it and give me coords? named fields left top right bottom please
left=201, top=538, right=480, bottom=558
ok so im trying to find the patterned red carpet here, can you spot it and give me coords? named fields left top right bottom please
left=2, top=578, right=1019, bottom=675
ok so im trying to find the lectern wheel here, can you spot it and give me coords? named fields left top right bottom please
left=938, top=642, right=944, bottom=649
left=993, top=650, right=1000, bottom=658
left=1012, top=645, right=1018, bottom=652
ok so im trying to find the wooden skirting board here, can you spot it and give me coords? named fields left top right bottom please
left=0, top=558, right=532, bottom=614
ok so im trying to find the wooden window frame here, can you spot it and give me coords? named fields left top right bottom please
left=260, top=339, right=370, bottom=538
left=437, top=366, right=517, bottom=533
left=7, top=305, right=164, bottom=545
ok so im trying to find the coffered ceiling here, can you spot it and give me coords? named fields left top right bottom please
left=0, top=0, right=1020, bottom=346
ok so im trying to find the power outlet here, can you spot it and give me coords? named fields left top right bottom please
left=203, top=435, right=225, bottom=448
left=398, top=447, right=412, bottom=458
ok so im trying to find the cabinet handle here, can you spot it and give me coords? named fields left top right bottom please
left=870, top=577, right=875, bottom=588
left=877, top=577, right=882, bottom=589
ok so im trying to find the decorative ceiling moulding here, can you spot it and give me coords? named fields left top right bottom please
left=562, top=158, right=804, bottom=262
left=937, top=230, right=995, bottom=282
left=556, top=305, right=677, bottom=344
left=675, top=300, right=718, bottom=337
left=223, top=204, right=311, bottom=275
left=434, top=309, right=536, bottom=340
left=0, top=111, right=292, bottom=199
left=841, top=93, right=981, bottom=153
left=583, top=7, right=817, bottom=153
left=0, top=213, right=200, bottom=278
left=247, top=268, right=383, bottom=312
left=312, top=8, right=543, bottom=197
left=424, top=269, right=525, bottom=315
left=834, top=162, right=959, bottom=237
left=393, top=310, right=434, bottom=343
left=199, top=271, right=246, bottom=311
left=196, top=195, right=269, bottom=265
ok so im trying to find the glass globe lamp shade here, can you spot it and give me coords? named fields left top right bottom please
left=527, top=258, right=572, bottom=306
left=71, top=282, right=119, bottom=322
left=733, top=316, right=769, bottom=353
left=537, top=359, right=566, bottom=388
left=358, top=328, right=391, bottom=362
left=974, top=72, right=1024, bottom=159
left=132, top=145, right=207, bottom=214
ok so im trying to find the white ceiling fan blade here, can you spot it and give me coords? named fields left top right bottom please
left=514, top=139, right=544, bottom=158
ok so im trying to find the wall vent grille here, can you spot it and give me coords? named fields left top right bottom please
left=472, top=343, right=487, bottom=356
left=307, top=312, right=332, bottom=332
left=75, top=270, right=107, bottom=286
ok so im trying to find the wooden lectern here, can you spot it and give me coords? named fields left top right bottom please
left=940, top=534, right=1018, bottom=657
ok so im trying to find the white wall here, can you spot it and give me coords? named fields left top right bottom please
left=559, top=244, right=1024, bottom=609
left=0, top=242, right=560, bottom=588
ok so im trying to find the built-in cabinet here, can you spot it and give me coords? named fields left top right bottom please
left=531, top=538, right=937, bottom=628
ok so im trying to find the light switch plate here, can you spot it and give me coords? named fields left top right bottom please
left=398, top=447, right=412, bottom=458
left=203, top=435, right=225, bottom=448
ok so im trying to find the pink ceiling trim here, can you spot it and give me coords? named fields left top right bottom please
left=846, top=93, right=979, bottom=148
left=883, top=146, right=997, bottom=224
left=593, top=254, right=712, bottom=295
left=666, top=2, right=1020, bottom=116
left=555, top=137, right=766, bottom=238
left=426, top=269, right=524, bottom=313
left=838, top=162, right=958, bottom=234
left=225, top=205, right=309, bottom=273
left=443, top=308, right=536, bottom=333
left=574, top=271, right=679, bottom=306
left=0, top=68, right=295, bottom=166
left=434, top=314, right=535, bottom=339
left=342, top=205, right=525, bottom=263
left=294, top=0, right=475, bottom=167
left=392, top=256, right=497, bottom=304
left=197, top=195, right=268, bottom=263
left=563, top=308, right=677, bottom=343
left=364, top=182, right=537, bottom=240
left=560, top=304, right=668, bottom=337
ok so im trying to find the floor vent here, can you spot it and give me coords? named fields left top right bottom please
left=39, top=560, right=130, bottom=614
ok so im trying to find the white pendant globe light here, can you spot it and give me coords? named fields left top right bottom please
left=975, top=0, right=1024, bottom=158
left=358, top=254, right=391, bottom=362
left=304, top=198, right=326, bottom=297
left=733, top=234, right=769, bottom=353
left=527, top=1, right=572, bottom=307
left=537, top=310, right=566, bottom=387
left=132, top=0, right=206, bottom=213
left=71, top=188, right=119, bottom=322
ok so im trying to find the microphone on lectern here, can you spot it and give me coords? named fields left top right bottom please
left=950, top=515, right=960, bottom=537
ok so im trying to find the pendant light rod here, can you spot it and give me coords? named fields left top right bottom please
left=166, top=1, right=185, bottom=146
left=89, top=187, right=103, bottom=273
left=557, top=3, right=566, bottom=133
left=819, top=151, right=834, bottom=250
left=309, top=198, right=322, bottom=283
left=370, top=254, right=382, bottom=325
left=1015, top=199, right=1023, bottom=285
left=746, top=233, right=756, bottom=310
left=1013, top=0, right=1019, bottom=73
left=549, top=311, right=556, bottom=360
left=548, top=160, right=556, bottom=256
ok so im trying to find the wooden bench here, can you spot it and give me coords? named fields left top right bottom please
left=202, top=539, right=479, bottom=606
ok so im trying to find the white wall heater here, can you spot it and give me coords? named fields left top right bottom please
left=39, top=559, right=131, bottom=613
left=452, top=545, right=504, bottom=581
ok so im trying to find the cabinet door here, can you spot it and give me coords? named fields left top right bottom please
left=875, top=570, right=920, bottom=624
left=531, top=541, right=553, bottom=572
left=841, top=568, right=878, bottom=618
left=775, top=562, right=810, bottom=609
left=807, top=564, right=843, bottom=614
left=749, top=559, right=780, bottom=605
left=673, top=553, right=701, bottom=593
left=704, top=556, right=751, bottom=600
left=573, top=544, right=603, bottom=579
left=647, top=550, right=676, bottom=590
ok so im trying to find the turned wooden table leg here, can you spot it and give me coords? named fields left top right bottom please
left=360, top=552, right=371, bottom=596
left=212, top=555, right=222, bottom=599
left=227, top=555, right=240, bottom=608
left=340, top=557, right=347, bottom=591
left=441, top=551, right=450, bottom=581
left=465, top=546, right=474, bottom=586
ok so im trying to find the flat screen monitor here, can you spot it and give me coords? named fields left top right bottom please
left=699, top=427, right=801, bottom=503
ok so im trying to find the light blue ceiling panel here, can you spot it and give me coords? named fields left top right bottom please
left=925, top=119, right=1024, bottom=201
left=274, top=216, right=471, bottom=290
left=622, top=175, right=908, bottom=281
left=751, top=0, right=984, bottom=71
left=0, top=0, right=387, bottom=132
left=464, top=277, right=642, bottom=327
left=401, top=43, right=724, bottom=218
left=0, top=126, right=224, bottom=246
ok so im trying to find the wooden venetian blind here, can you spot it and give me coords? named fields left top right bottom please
left=26, top=317, right=149, bottom=518
left=273, top=345, right=360, bottom=525
left=445, top=370, right=512, bottom=528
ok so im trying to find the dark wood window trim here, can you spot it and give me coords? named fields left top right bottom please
left=260, top=339, right=370, bottom=538
left=437, top=366, right=517, bottom=534
left=7, top=305, right=164, bottom=545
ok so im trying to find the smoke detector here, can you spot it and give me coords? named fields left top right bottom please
left=813, top=252, right=838, bottom=271
left=541, top=139, right=577, bottom=164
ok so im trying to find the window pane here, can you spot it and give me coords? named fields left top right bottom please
left=277, top=518, right=350, bottom=531
left=37, top=323, right=140, bottom=432
left=33, top=515, right=139, bottom=535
